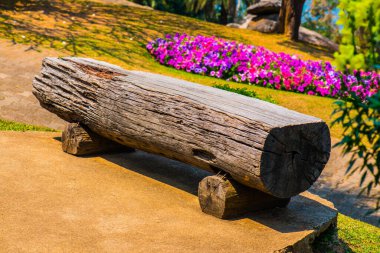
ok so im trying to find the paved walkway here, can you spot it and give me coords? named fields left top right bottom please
left=0, top=39, right=378, bottom=226
left=0, top=131, right=337, bottom=252
left=0, top=40, right=65, bottom=129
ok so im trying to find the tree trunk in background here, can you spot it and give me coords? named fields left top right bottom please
left=233, top=0, right=242, bottom=23
left=220, top=2, right=228, bottom=25
left=278, top=0, right=306, bottom=41
left=0, top=0, right=16, bottom=10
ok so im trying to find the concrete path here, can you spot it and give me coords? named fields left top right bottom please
left=0, top=40, right=65, bottom=129
left=0, top=131, right=337, bottom=253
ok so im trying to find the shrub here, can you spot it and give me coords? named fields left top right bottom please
left=334, top=0, right=380, bottom=71
left=332, top=91, right=380, bottom=213
left=147, top=34, right=379, bottom=100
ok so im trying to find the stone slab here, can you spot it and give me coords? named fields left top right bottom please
left=0, top=131, right=337, bottom=252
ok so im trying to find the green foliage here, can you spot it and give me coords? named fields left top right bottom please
left=0, top=118, right=56, bottom=132
left=302, top=0, right=340, bottom=43
left=332, top=91, right=380, bottom=214
left=213, top=84, right=277, bottom=104
left=132, top=0, right=254, bottom=24
left=334, top=0, right=380, bottom=71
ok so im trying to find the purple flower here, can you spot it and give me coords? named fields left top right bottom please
left=147, top=33, right=379, bottom=100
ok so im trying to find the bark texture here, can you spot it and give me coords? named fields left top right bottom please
left=278, top=0, right=306, bottom=40
left=33, top=57, right=331, bottom=198
left=198, top=175, right=290, bottom=219
left=62, top=122, right=134, bottom=156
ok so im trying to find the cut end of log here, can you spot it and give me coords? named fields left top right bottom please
left=260, top=122, right=331, bottom=198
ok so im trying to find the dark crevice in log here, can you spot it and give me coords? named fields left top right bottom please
left=192, top=149, right=217, bottom=162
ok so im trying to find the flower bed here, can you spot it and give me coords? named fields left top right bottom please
left=146, top=34, right=379, bottom=100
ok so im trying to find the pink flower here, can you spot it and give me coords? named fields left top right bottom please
left=147, top=33, right=379, bottom=100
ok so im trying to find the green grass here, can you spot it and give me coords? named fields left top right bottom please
left=0, top=0, right=344, bottom=138
left=213, top=84, right=277, bottom=104
left=314, top=214, right=380, bottom=253
left=0, top=118, right=56, bottom=132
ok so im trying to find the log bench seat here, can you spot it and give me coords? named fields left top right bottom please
left=33, top=57, right=331, bottom=218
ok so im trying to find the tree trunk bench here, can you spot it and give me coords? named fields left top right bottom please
left=33, top=57, right=331, bottom=218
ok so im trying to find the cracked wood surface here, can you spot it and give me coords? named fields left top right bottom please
left=32, top=57, right=331, bottom=198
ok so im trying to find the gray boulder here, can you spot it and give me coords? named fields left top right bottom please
left=247, top=0, right=281, bottom=15
left=299, top=27, right=339, bottom=51
left=227, top=14, right=256, bottom=29
left=226, top=23, right=242, bottom=28
left=252, top=13, right=279, bottom=22
left=247, top=19, right=278, bottom=33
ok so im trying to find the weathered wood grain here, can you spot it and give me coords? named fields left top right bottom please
left=198, top=175, right=290, bottom=219
left=32, top=57, right=331, bottom=198
left=62, top=123, right=134, bottom=156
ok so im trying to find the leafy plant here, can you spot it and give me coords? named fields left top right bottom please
left=331, top=91, right=380, bottom=214
left=334, top=0, right=380, bottom=71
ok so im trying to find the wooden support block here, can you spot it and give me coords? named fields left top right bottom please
left=62, top=123, right=135, bottom=156
left=198, top=175, right=290, bottom=219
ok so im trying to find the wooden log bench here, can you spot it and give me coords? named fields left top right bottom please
left=33, top=57, right=331, bottom=218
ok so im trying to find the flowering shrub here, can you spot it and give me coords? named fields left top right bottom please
left=146, top=34, right=379, bottom=100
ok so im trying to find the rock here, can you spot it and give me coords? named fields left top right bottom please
left=299, top=27, right=339, bottom=51
left=248, top=18, right=278, bottom=33
left=240, top=14, right=256, bottom=29
left=247, top=0, right=281, bottom=15
left=227, top=14, right=256, bottom=29
left=226, top=23, right=241, bottom=28
left=252, top=13, right=279, bottom=22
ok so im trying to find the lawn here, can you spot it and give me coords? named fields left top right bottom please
left=0, top=118, right=56, bottom=131
left=0, top=0, right=343, bottom=138
left=313, top=214, right=380, bottom=253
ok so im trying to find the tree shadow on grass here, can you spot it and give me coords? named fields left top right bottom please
left=313, top=224, right=353, bottom=253
left=277, top=40, right=334, bottom=60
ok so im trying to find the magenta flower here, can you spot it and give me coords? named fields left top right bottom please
left=146, top=34, right=379, bottom=100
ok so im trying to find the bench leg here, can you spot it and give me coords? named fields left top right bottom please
left=198, top=175, right=290, bottom=219
left=62, top=123, right=135, bottom=156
